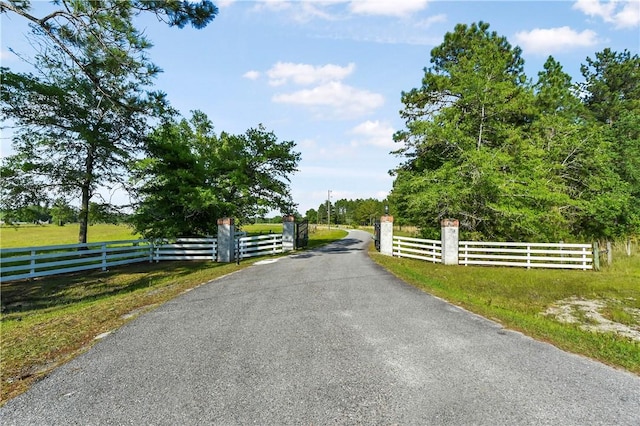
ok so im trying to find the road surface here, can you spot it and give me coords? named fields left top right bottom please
left=1, top=230, right=639, bottom=425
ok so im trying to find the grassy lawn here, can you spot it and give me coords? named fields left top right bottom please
left=0, top=226, right=348, bottom=405
left=370, top=245, right=640, bottom=374
left=0, top=222, right=328, bottom=247
left=240, top=223, right=283, bottom=235
left=0, top=224, right=139, bottom=248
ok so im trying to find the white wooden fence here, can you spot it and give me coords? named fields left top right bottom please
left=393, top=236, right=442, bottom=263
left=459, top=241, right=593, bottom=270
left=392, top=236, right=593, bottom=271
left=0, top=232, right=283, bottom=283
left=0, top=240, right=153, bottom=282
left=237, top=234, right=283, bottom=259
left=153, top=238, right=218, bottom=261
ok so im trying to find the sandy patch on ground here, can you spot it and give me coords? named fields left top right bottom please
left=544, top=297, right=640, bottom=342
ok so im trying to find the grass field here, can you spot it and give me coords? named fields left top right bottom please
left=0, top=222, right=308, bottom=248
left=0, top=224, right=140, bottom=248
left=0, top=225, right=348, bottom=405
left=370, top=245, right=640, bottom=374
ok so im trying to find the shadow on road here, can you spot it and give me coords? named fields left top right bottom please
left=290, top=237, right=369, bottom=259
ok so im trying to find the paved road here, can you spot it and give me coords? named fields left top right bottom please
left=2, top=230, right=639, bottom=425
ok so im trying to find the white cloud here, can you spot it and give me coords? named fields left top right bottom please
left=292, top=2, right=337, bottom=21
left=416, top=13, right=447, bottom=28
left=350, top=120, right=397, bottom=148
left=243, top=70, right=261, bottom=80
left=252, top=0, right=293, bottom=13
left=250, top=0, right=338, bottom=22
left=272, top=81, right=384, bottom=118
left=267, top=62, right=356, bottom=86
left=216, top=0, right=236, bottom=8
left=250, top=0, right=432, bottom=20
left=613, top=0, right=640, bottom=27
left=573, top=0, right=617, bottom=18
left=573, top=0, right=640, bottom=28
left=349, top=0, right=431, bottom=17
left=514, top=26, right=599, bottom=54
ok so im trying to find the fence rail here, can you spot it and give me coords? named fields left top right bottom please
left=238, top=234, right=283, bottom=259
left=1, top=231, right=285, bottom=283
left=459, top=241, right=593, bottom=270
left=393, top=236, right=442, bottom=263
left=153, top=238, right=217, bottom=262
left=389, top=235, right=593, bottom=271
left=1, top=240, right=152, bottom=282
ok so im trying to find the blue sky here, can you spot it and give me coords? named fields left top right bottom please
left=1, top=0, right=639, bottom=215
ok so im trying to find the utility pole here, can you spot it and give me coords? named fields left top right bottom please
left=327, top=189, right=332, bottom=229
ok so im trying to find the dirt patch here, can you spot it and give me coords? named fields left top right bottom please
left=544, top=297, right=640, bottom=341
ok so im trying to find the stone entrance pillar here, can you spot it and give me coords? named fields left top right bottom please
left=380, top=214, right=394, bottom=256
left=282, top=215, right=295, bottom=252
left=217, top=217, right=235, bottom=263
left=441, top=219, right=459, bottom=265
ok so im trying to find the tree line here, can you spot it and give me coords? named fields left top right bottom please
left=305, top=198, right=388, bottom=227
left=390, top=22, right=639, bottom=242
left=1, top=201, right=127, bottom=226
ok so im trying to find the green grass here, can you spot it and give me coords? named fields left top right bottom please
left=601, top=302, right=640, bottom=328
left=306, top=227, right=349, bottom=249
left=369, top=245, right=640, bottom=374
left=0, top=222, right=338, bottom=247
left=0, top=225, right=347, bottom=405
left=0, top=223, right=139, bottom=248
left=240, top=223, right=283, bottom=235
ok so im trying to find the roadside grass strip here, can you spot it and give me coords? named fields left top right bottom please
left=369, top=246, right=640, bottom=374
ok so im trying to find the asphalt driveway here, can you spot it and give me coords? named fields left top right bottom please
left=1, top=230, right=639, bottom=425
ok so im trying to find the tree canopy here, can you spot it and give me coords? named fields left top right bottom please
left=130, top=111, right=301, bottom=239
left=390, top=22, right=639, bottom=241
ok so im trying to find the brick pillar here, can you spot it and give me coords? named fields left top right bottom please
left=217, top=217, right=235, bottom=263
left=380, top=215, right=394, bottom=256
left=441, top=219, right=459, bottom=265
left=282, top=215, right=295, bottom=251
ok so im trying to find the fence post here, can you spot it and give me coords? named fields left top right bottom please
left=102, top=243, right=107, bottom=271
left=282, top=215, right=295, bottom=252
left=217, top=217, right=235, bottom=263
left=380, top=214, right=394, bottom=256
left=30, top=249, right=36, bottom=277
left=592, top=242, right=600, bottom=271
left=441, top=219, right=459, bottom=265
left=462, top=243, right=468, bottom=266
